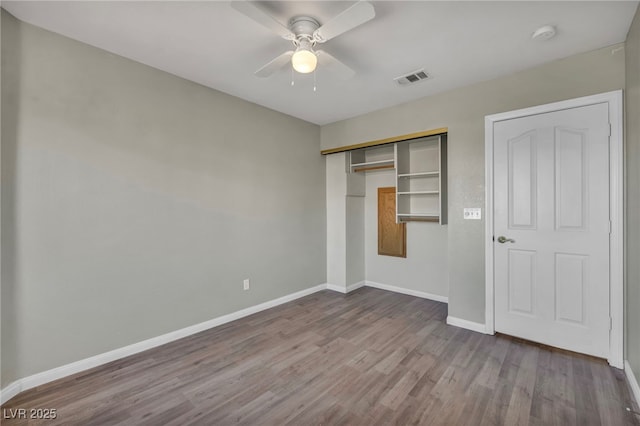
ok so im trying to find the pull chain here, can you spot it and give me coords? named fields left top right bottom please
left=313, top=68, right=317, bottom=92
left=291, top=66, right=295, bottom=86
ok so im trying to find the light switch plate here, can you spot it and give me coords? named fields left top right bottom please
left=464, top=208, right=481, bottom=220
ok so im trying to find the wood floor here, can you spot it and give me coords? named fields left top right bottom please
left=2, top=287, right=638, bottom=425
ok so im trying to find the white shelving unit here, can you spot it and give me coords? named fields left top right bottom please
left=346, top=134, right=447, bottom=224
left=348, top=144, right=395, bottom=173
left=395, top=135, right=447, bottom=224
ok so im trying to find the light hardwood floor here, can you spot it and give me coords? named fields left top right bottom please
left=2, top=287, right=639, bottom=425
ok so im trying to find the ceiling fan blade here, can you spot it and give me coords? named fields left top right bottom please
left=313, top=1, right=375, bottom=43
left=316, top=50, right=355, bottom=80
left=230, top=1, right=295, bottom=40
left=255, top=51, right=294, bottom=78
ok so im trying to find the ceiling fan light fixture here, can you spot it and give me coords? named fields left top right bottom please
left=292, top=47, right=317, bottom=74
left=232, top=1, right=375, bottom=79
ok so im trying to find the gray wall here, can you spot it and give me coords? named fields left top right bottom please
left=322, top=44, right=625, bottom=323
left=0, top=10, right=325, bottom=386
left=2, top=10, right=20, bottom=389
left=626, top=6, right=640, bottom=382
left=364, top=170, right=448, bottom=297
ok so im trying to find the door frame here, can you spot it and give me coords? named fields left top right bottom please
left=484, top=90, right=624, bottom=368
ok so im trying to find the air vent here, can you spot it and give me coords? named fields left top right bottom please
left=394, top=69, right=430, bottom=86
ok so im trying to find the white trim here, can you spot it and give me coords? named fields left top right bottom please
left=347, top=281, right=366, bottom=293
left=365, top=280, right=448, bottom=303
left=484, top=113, right=496, bottom=335
left=0, top=283, right=327, bottom=405
left=625, top=361, right=640, bottom=408
left=446, top=316, right=490, bottom=334
left=0, top=382, right=21, bottom=406
left=325, top=281, right=365, bottom=294
left=325, top=283, right=346, bottom=293
left=609, top=92, right=625, bottom=369
left=484, top=90, right=624, bottom=368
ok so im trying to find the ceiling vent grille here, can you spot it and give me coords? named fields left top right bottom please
left=394, top=69, right=430, bottom=86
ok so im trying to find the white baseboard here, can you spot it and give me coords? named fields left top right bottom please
left=625, top=360, right=640, bottom=408
left=446, top=315, right=489, bottom=334
left=365, top=280, right=448, bottom=303
left=0, top=382, right=22, bottom=406
left=326, top=283, right=347, bottom=293
left=0, top=283, right=327, bottom=405
left=347, top=281, right=366, bottom=293
left=326, top=280, right=448, bottom=303
left=325, top=281, right=365, bottom=294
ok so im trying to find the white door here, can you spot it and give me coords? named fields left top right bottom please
left=493, top=102, right=611, bottom=358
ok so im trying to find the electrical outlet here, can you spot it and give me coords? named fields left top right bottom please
left=243, top=279, right=250, bottom=291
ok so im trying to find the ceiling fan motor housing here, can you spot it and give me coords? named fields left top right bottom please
left=289, top=16, right=320, bottom=43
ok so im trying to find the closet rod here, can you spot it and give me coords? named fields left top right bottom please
left=352, top=164, right=395, bottom=173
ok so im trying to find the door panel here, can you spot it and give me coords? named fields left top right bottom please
left=555, top=128, right=587, bottom=230
left=554, top=253, right=587, bottom=325
left=494, top=102, right=610, bottom=358
left=509, top=131, right=537, bottom=229
left=507, top=250, right=536, bottom=315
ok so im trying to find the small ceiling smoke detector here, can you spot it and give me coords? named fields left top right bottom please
left=532, top=25, right=557, bottom=41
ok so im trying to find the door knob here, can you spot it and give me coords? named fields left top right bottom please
left=497, top=236, right=515, bottom=244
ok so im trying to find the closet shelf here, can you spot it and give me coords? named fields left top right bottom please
left=397, top=214, right=440, bottom=222
left=395, top=135, right=447, bottom=224
left=349, top=146, right=395, bottom=173
left=397, top=171, right=440, bottom=178
left=353, top=164, right=394, bottom=173
left=397, top=212, right=439, bottom=217
left=351, top=159, right=394, bottom=167
left=397, top=191, right=439, bottom=195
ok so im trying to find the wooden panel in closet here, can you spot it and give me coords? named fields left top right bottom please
left=378, top=187, right=406, bottom=257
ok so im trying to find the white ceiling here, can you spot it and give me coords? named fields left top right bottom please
left=3, top=1, right=638, bottom=125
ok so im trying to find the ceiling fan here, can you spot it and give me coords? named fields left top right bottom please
left=231, top=1, right=376, bottom=79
